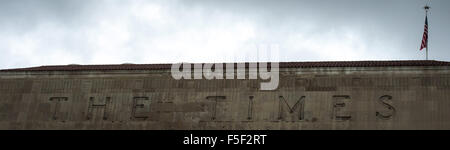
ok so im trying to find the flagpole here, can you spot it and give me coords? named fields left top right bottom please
left=425, top=4, right=430, bottom=60
left=426, top=7, right=428, bottom=60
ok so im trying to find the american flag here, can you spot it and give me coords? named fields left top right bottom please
left=420, top=16, right=428, bottom=50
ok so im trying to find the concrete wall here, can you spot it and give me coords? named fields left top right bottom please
left=0, top=66, right=450, bottom=130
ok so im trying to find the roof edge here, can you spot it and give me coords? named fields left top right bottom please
left=1, top=60, right=449, bottom=72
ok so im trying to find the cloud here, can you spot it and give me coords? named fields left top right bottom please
left=1, top=0, right=449, bottom=69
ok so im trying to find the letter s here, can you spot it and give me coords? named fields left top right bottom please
left=376, top=95, right=396, bottom=120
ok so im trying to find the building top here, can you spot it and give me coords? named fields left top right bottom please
left=1, top=60, right=449, bottom=72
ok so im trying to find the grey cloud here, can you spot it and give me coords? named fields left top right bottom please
left=0, top=0, right=449, bottom=69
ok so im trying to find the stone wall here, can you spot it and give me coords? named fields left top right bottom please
left=0, top=66, right=450, bottom=129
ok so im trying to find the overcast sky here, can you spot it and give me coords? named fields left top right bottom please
left=1, top=0, right=449, bottom=69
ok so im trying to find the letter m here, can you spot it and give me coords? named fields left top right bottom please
left=278, top=96, right=306, bottom=121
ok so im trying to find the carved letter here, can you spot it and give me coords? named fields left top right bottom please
left=247, top=96, right=254, bottom=120
left=86, top=97, right=111, bottom=120
left=332, top=95, right=351, bottom=121
left=49, top=97, right=68, bottom=120
left=206, top=96, right=226, bottom=120
left=131, top=97, right=151, bottom=120
left=376, top=95, right=396, bottom=120
left=278, top=96, right=305, bottom=121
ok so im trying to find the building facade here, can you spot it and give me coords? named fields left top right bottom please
left=0, top=60, right=450, bottom=130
